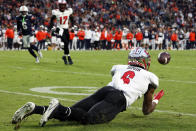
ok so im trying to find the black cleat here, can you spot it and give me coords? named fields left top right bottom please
left=62, top=56, right=68, bottom=65
left=68, top=56, right=73, bottom=65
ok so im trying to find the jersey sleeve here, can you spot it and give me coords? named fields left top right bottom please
left=110, top=65, right=128, bottom=76
left=148, top=72, right=159, bottom=88
left=68, top=8, right=73, bottom=14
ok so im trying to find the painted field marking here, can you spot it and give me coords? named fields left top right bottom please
left=0, top=89, right=196, bottom=117
left=130, top=107, right=196, bottom=117
left=8, top=66, right=196, bottom=84
left=30, top=86, right=97, bottom=96
left=0, top=89, right=77, bottom=102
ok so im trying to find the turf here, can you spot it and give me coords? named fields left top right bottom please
left=0, top=50, right=196, bottom=131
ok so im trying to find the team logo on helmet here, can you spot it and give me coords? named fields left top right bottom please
left=128, top=47, right=151, bottom=70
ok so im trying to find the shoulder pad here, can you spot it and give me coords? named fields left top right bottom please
left=68, top=8, right=73, bottom=14
left=52, top=9, right=58, bottom=15
left=28, top=14, right=32, bottom=17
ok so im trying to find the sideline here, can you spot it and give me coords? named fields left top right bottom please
left=0, top=89, right=196, bottom=117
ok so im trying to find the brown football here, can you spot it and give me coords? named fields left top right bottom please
left=158, top=52, right=171, bottom=65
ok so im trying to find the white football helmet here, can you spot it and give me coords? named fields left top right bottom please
left=19, top=6, right=28, bottom=12
left=128, top=47, right=151, bottom=70
left=19, top=6, right=28, bottom=16
left=58, top=0, right=67, bottom=12
left=58, top=0, right=67, bottom=4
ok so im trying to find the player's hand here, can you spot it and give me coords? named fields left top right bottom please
left=153, top=90, right=164, bottom=100
left=152, top=90, right=164, bottom=104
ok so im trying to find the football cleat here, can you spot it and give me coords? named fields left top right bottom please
left=12, top=102, right=35, bottom=124
left=35, top=57, right=40, bottom=63
left=68, top=56, right=73, bottom=65
left=39, top=98, right=59, bottom=127
left=62, top=56, right=68, bottom=65
left=38, top=50, right=43, bottom=58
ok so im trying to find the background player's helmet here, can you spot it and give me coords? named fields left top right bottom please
left=128, top=47, right=151, bottom=70
left=58, top=0, right=67, bottom=12
left=19, top=6, right=28, bottom=16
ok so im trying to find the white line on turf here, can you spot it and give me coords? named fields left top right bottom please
left=0, top=89, right=196, bottom=117
left=130, top=107, right=196, bottom=117
left=30, top=86, right=97, bottom=95
left=8, top=66, right=196, bottom=84
left=0, top=89, right=77, bottom=102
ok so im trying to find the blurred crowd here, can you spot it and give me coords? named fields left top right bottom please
left=0, top=0, right=195, bottom=50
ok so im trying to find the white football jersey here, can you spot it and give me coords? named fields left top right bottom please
left=107, top=65, right=159, bottom=107
left=52, top=8, right=73, bottom=29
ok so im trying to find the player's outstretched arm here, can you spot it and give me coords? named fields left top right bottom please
left=142, top=84, right=164, bottom=115
left=48, top=15, right=57, bottom=31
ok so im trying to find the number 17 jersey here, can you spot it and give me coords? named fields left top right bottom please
left=107, top=65, right=159, bottom=107
left=52, top=8, right=73, bottom=29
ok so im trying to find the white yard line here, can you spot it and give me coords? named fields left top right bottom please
left=0, top=89, right=77, bottom=102
left=0, top=89, right=196, bottom=117
left=130, top=107, right=196, bottom=117
left=8, top=66, right=196, bottom=84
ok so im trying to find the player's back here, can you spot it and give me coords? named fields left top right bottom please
left=108, top=65, right=158, bottom=107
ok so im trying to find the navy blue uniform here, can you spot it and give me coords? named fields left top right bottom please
left=16, top=14, right=41, bottom=62
left=16, top=15, right=33, bottom=35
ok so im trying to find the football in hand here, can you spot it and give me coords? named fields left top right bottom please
left=158, top=52, right=171, bottom=65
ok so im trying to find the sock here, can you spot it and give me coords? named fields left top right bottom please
left=28, top=47, right=37, bottom=58
left=31, top=105, right=48, bottom=115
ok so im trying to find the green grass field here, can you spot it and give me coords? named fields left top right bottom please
left=0, top=50, right=196, bottom=131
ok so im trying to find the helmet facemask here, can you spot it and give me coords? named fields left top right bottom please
left=20, top=11, right=28, bottom=17
left=59, top=3, right=67, bottom=12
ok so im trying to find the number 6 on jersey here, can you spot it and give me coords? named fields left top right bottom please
left=121, top=71, right=135, bottom=84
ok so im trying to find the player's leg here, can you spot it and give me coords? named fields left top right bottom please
left=71, top=86, right=114, bottom=110
left=23, top=35, right=37, bottom=61
left=62, top=29, right=73, bottom=65
left=39, top=86, right=117, bottom=126
left=78, top=88, right=126, bottom=124
left=12, top=102, right=48, bottom=124
left=30, top=36, right=43, bottom=58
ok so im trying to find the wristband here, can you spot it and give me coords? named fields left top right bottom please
left=152, top=99, right=159, bottom=104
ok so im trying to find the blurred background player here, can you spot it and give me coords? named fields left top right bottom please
left=150, top=30, right=156, bottom=50
left=11, top=47, right=164, bottom=127
left=48, top=0, right=74, bottom=65
left=143, top=29, right=150, bottom=50
left=5, top=25, right=14, bottom=50
left=17, top=5, right=42, bottom=63
left=0, top=26, right=3, bottom=49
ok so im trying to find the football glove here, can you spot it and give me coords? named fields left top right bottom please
left=152, top=90, right=164, bottom=104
